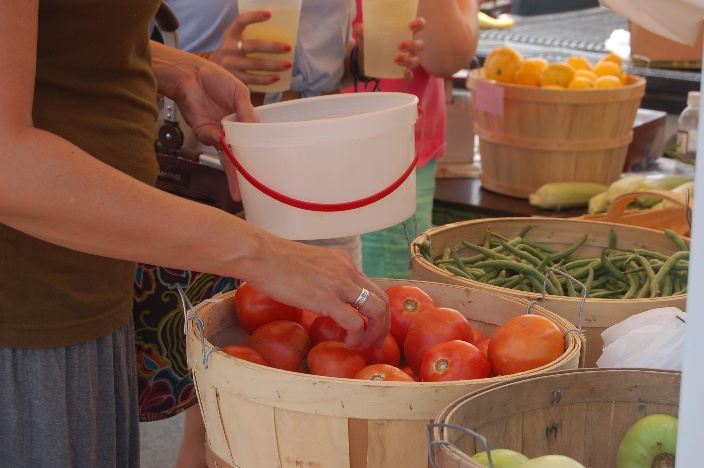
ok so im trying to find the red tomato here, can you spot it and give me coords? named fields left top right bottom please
left=476, top=339, right=490, bottom=357
left=488, top=315, right=565, bottom=376
left=308, top=308, right=368, bottom=346
left=354, top=364, right=415, bottom=382
left=403, top=307, right=474, bottom=376
left=419, top=340, right=492, bottom=382
left=354, top=332, right=400, bottom=367
left=470, top=327, right=490, bottom=345
left=386, top=285, right=437, bottom=348
left=297, top=310, right=318, bottom=333
left=308, top=315, right=347, bottom=346
left=400, top=366, right=419, bottom=382
left=248, top=320, right=310, bottom=373
left=235, top=282, right=302, bottom=335
left=220, top=345, right=269, bottom=366
left=306, top=340, right=367, bottom=378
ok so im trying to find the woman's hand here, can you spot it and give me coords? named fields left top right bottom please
left=209, top=10, right=293, bottom=87
left=151, top=41, right=256, bottom=200
left=353, top=17, right=426, bottom=81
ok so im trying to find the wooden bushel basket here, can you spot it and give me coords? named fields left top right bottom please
left=410, top=217, right=689, bottom=368
left=467, top=69, right=646, bottom=199
left=428, top=368, right=680, bottom=467
left=185, top=279, right=584, bottom=468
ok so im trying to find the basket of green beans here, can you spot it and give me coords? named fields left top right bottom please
left=410, top=217, right=689, bottom=367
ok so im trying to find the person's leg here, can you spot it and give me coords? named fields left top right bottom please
left=176, top=403, right=208, bottom=468
left=0, top=319, right=140, bottom=468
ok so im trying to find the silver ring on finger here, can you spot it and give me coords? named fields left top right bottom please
left=352, top=288, right=370, bottom=309
left=236, top=39, right=245, bottom=55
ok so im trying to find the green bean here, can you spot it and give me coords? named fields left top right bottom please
left=665, top=229, right=689, bottom=251
left=517, top=244, right=550, bottom=262
left=589, top=289, right=623, bottom=299
left=608, top=228, right=617, bottom=249
left=414, top=242, right=433, bottom=262
left=461, top=241, right=514, bottom=261
left=563, top=257, right=600, bottom=271
left=632, top=249, right=670, bottom=262
left=549, top=234, right=588, bottom=262
left=472, top=259, right=560, bottom=295
left=502, top=275, right=523, bottom=289
left=636, top=278, right=652, bottom=298
left=650, top=250, right=690, bottom=297
left=635, top=254, right=656, bottom=284
left=673, top=285, right=688, bottom=295
left=601, top=251, right=629, bottom=284
left=547, top=270, right=565, bottom=296
left=441, top=246, right=452, bottom=262
left=500, top=239, right=541, bottom=266
left=452, top=251, right=479, bottom=280
left=583, top=267, right=595, bottom=293
left=660, top=275, right=674, bottom=297
left=623, top=273, right=640, bottom=299
left=444, top=265, right=474, bottom=280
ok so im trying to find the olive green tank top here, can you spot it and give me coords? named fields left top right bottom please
left=0, top=0, right=161, bottom=347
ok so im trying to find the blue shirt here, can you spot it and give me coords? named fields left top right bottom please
left=165, top=0, right=355, bottom=102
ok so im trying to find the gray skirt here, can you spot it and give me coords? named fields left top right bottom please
left=0, top=319, right=140, bottom=468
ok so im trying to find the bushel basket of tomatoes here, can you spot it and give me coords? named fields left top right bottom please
left=183, top=279, right=583, bottom=468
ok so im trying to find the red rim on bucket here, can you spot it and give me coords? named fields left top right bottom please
left=218, top=105, right=424, bottom=213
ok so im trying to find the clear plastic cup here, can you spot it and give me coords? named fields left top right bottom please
left=238, top=0, right=303, bottom=93
left=361, top=0, right=419, bottom=79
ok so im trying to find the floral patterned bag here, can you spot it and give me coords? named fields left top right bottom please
left=133, top=264, right=237, bottom=422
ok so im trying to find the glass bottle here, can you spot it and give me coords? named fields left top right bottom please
left=675, top=91, right=699, bottom=176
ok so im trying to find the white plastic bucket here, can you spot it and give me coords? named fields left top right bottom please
left=220, top=92, right=419, bottom=240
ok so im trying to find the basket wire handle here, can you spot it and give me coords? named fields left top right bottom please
left=403, top=214, right=420, bottom=271
left=426, top=423, right=494, bottom=468
left=177, top=284, right=220, bottom=369
left=409, top=230, right=432, bottom=273
left=537, top=267, right=586, bottom=335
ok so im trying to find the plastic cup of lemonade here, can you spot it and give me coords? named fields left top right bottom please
left=238, top=0, right=303, bottom=92
left=361, top=0, right=419, bottom=79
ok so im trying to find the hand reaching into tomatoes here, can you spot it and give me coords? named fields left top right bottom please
left=231, top=238, right=390, bottom=349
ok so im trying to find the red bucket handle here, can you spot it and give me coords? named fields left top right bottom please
left=218, top=104, right=424, bottom=213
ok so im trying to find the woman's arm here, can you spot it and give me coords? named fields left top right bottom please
left=415, top=0, right=479, bottom=77
left=0, top=1, right=389, bottom=348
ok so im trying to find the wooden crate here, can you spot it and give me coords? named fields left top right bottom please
left=467, top=69, right=645, bottom=198
left=186, top=279, right=584, bottom=468
left=429, top=368, right=680, bottom=467
left=410, top=217, right=688, bottom=367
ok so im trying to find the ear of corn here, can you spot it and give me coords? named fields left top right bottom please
left=528, top=182, right=609, bottom=210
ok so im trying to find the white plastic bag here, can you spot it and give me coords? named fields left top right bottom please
left=596, top=307, right=686, bottom=370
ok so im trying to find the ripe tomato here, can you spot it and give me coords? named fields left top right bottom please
left=220, top=345, right=269, bottom=366
left=353, top=364, right=415, bottom=382
left=476, top=339, right=490, bottom=357
left=308, top=315, right=347, bottom=346
left=488, top=314, right=565, bottom=376
left=419, top=340, right=492, bottom=382
left=296, top=310, right=319, bottom=333
left=470, top=327, right=490, bottom=345
left=386, top=285, right=437, bottom=348
left=403, top=307, right=474, bottom=376
left=400, top=366, right=419, bottom=382
left=234, top=282, right=302, bottom=335
left=354, top=332, right=400, bottom=367
left=306, top=340, right=367, bottom=378
left=248, top=320, right=310, bottom=373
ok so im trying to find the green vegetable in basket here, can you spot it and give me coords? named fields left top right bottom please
left=519, top=454, right=585, bottom=467
left=616, top=414, right=678, bottom=468
left=472, top=449, right=529, bottom=467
